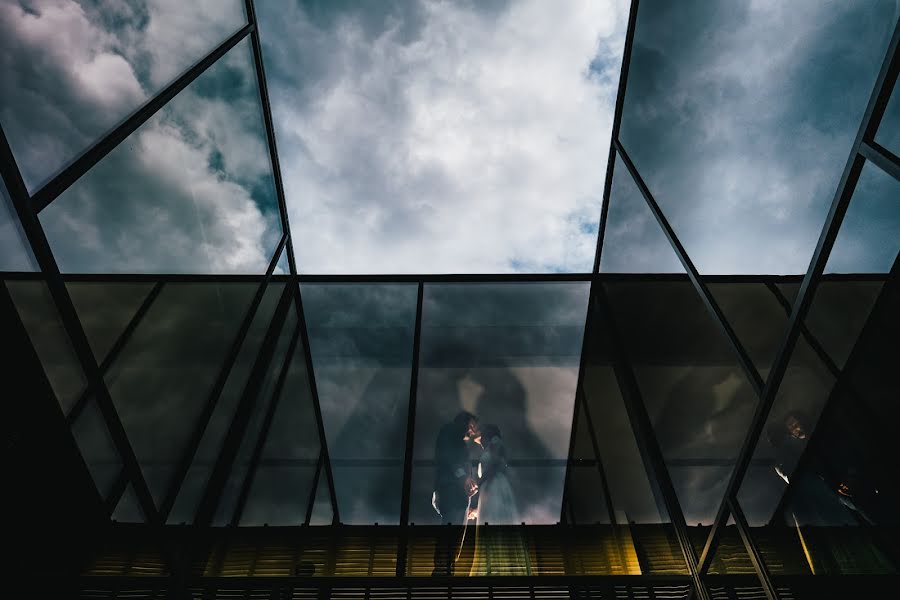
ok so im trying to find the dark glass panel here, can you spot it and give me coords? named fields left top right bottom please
left=605, top=279, right=758, bottom=529
left=599, top=154, right=684, bottom=273
left=39, top=37, right=281, bottom=274
left=619, top=0, right=896, bottom=274
left=826, top=161, right=900, bottom=274
left=70, top=397, right=121, bottom=498
left=738, top=274, right=900, bottom=574
left=303, top=283, right=417, bottom=524
left=6, top=280, right=87, bottom=413
left=104, top=281, right=257, bottom=505
left=309, top=470, right=334, bottom=526
left=698, top=516, right=757, bottom=576
left=66, top=281, right=155, bottom=363
left=0, top=0, right=246, bottom=191
left=706, top=281, right=790, bottom=376
left=112, top=484, right=144, bottom=523
left=0, top=177, right=37, bottom=271
left=167, top=281, right=283, bottom=524
left=241, top=315, right=320, bottom=526
left=214, top=308, right=298, bottom=525
left=412, top=283, right=589, bottom=525
left=804, top=280, right=883, bottom=370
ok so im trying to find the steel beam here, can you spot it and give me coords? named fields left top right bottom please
left=860, top=139, right=900, bottom=184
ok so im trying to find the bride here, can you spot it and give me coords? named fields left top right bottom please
left=469, top=424, right=528, bottom=575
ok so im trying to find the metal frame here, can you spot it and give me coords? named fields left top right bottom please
left=1, top=0, right=898, bottom=596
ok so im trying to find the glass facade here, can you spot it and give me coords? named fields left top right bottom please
left=1, top=1, right=898, bottom=598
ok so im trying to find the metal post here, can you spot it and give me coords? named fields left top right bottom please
left=396, top=281, right=425, bottom=576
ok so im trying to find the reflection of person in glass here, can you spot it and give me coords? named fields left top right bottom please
left=469, top=424, right=527, bottom=575
left=431, top=411, right=479, bottom=575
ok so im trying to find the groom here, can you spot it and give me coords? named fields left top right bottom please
left=431, top=410, right=479, bottom=575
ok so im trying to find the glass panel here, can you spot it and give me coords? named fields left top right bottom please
left=706, top=281, right=791, bottom=375
left=0, top=177, right=37, bottom=271
left=71, top=397, right=121, bottom=498
left=67, top=281, right=155, bottom=363
left=112, top=484, right=144, bottom=523
left=804, top=280, right=883, bottom=371
left=104, top=282, right=257, bottom=505
left=738, top=272, right=900, bottom=574
left=214, top=308, right=298, bottom=525
left=167, top=281, right=284, bottom=524
left=303, top=283, right=418, bottom=524
left=275, top=244, right=290, bottom=275
left=241, top=318, right=320, bottom=526
left=39, top=38, right=282, bottom=274
left=257, top=1, right=630, bottom=273
left=605, top=279, right=758, bottom=531
left=0, top=0, right=246, bottom=191
left=875, top=83, right=900, bottom=156
left=309, top=470, right=334, bottom=526
left=700, top=516, right=756, bottom=575
left=599, top=155, right=684, bottom=273
left=619, top=0, right=897, bottom=274
left=6, top=280, right=87, bottom=413
left=412, top=282, right=590, bottom=528
left=826, top=161, right=900, bottom=274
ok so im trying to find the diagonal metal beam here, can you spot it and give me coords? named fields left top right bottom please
left=698, top=18, right=900, bottom=581
left=593, top=284, right=710, bottom=600
left=245, top=0, right=299, bottom=275
left=193, top=281, right=294, bottom=526
left=1, top=124, right=158, bottom=522
left=728, top=497, right=777, bottom=600
left=159, top=234, right=286, bottom=522
left=305, top=450, right=324, bottom=526
left=230, top=321, right=302, bottom=525
left=859, top=139, right=900, bottom=184
left=614, top=140, right=765, bottom=397
left=66, top=281, right=164, bottom=424
left=31, top=23, right=254, bottom=213
left=594, top=0, right=640, bottom=273
left=396, top=281, right=425, bottom=576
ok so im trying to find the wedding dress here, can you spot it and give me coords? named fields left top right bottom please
left=469, top=436, right=528, bottom=575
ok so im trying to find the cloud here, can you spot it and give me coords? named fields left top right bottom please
left=258, top=0, right=629, bottom=273
left=618, top=0, right=899, bottom=274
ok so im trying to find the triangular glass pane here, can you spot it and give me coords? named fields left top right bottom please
left=39, top=37, right=282, bottom=275
left=6, top=280, right=87, bottom=413
left=875, top=85, right=900, bottom=157
left=1, top=1, right=246, bottom=192
left=275, top=245, right=291, bottom=275
left=104, top=281, right=258, bottom=505
left=67, top=282, right=155, bottom=363
left=309, top=469, right=334, bottom=526
left=706, top=281, right=790, bottom=376
left=600, top=155, right=685, bottom=273
left=703, top=515, right=756, bottom=575
left=112, top=485, right=144, bottom=523
left=604, top=278, right=758, bottom=532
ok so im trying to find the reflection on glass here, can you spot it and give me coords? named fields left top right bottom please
left=706, top=282, right=791, bottom=376
left=605, top=279, right=757, bottom=529
left=215, top=308, right=298, bottom=525
left=619, top=0, right=896, bottom=274
left=412, top=282, right=589, bottom=533
left=71, top=397, right=121, bottom=498
left=600, top=154, right=684, bottom=273
left=303, top=283, right=417, bottom=524
left=6, top=280, right=87, bottom=413
left=40, top=38, right=281, bottom=274
left=167, top=282, right=284, bottom=524
left=826, top=161, right=900, bottom=274
left=67, top=281, right=155, bottom=363
left=112, top=484, right=144, bottom=523
left=104, top=282, right=257, bottom=505
left=738, top=273, right=900, bottom=574
left=242, top=318, right=320, bottom=526
left=0, top=178, right=37, bottom=271
left=0, top=0, right=246, bottom=191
